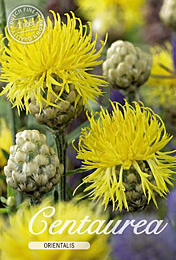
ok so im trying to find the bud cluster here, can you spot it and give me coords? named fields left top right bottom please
left=5, top=130, right=64, bottom=199
left=116, top=161, right=155, bottom=212
left=29, top=85, right=83, bottom=130
left=103, top=40, right=152, bottom=90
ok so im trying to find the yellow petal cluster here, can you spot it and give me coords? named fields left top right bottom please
left=146, top=42, right=176, bottom=107
left=76, top=0, right=145, bottom=34
left=74, top=101, right=176, bottom=211
left=0, top=119, right=12, bottom=168
left=0, top=11, right=107, bottom=113
left=0, top=198, right=110, bottom=260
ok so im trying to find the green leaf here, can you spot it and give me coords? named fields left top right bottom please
left=0, top=0, right=6, bottom=36
left=66, top=168, right=88, bottom=176
left=1, top=149, right=9, bottom=161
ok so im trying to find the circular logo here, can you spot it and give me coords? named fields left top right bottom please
left=7, top=5, right=46, bottom=44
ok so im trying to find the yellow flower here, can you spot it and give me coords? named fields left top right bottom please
left=74, top=101, right=176, bottom=211
left=0, top=11, right=107, bottom=113
left=0, top=198, right=110, bottom=260
left=146, top=42, right=176, bottom=107
left=76, top=0, right=145, bottom=34
left=0, top=119, right=11, bottom=196
left=0, top=119, right=12, bottom=168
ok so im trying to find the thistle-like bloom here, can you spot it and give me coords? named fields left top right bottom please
left=74, top=101, right=176, bottom=211
left=146, top=42, right=176, bottom=107
left=0, top=11, right=107, bottom=113
left=76, top=0, right=145, bottom=35
left=0, top=198, right=110, bottom=260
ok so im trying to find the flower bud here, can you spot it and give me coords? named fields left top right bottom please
left=29, top=85, right=83, bottom=130
left=10, top=145, right=17, bottom=154
left=15, top=151, right=26, bottom=163
left=5, top=130, right=64, bottom=199
left=7, top=159, right=16, bottom=171
left=120, top=162, right=155, bottom=212
left=21, top=130, right=32, bottom=140
left=23, top=142, right=36, bottom=152
left=40, top=144, right=50, bottom=154
left=160, top=0, right=176, bottom=31
left=16, top=137, right=24, bottom=146
left=31, top=130, right=41, bottom=142
left=103, top=40, right=152, bottom=90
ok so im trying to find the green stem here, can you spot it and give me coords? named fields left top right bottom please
left=10, top=107, right=24, bottom=206
left=151, top=74, right=176, bottom=79
left=55, top=129, right=67, bottom=201
left=126, top=86, right=139, bottom=105
left=0, top=0, right=6, bottom=37
left=158, top=63, right=175, bottom=74
left=8, top=107, right=20, bottom=205
left=11, top=108, right=17, bottom=144
left=1, top=0, right=17, bottom=203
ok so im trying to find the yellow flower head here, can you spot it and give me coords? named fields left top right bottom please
left=0, top=11, right=107, bottom=113
left=146, top=42, right=176, bottom=107
left=0, top=198, right=110, bottom=260
left=74, top=101, right=176, bottom=211
left=76, top=0, right=145, bottom=34
left=0, top=119, right=12, bottom=168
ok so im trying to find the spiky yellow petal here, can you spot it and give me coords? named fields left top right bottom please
left=0, top=11, right=107, bottom=114
left=145, top=42, right=176, bottom=107
left=0, top=198, right=110, bottom=260
left=74, top=100, right=176, bottom=211
left=0, top=119, right=12, bottom=168
left=76, top=0, right=145, bottom=34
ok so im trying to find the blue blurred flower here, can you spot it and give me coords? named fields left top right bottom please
left=111, top=214, right=176, bottom=260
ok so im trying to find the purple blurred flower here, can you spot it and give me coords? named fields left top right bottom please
left=109, top=89, right=125, bottom=103
left=172, top=37, right=176, bottom=72
left=111, top=214, right=176, bottom=260
left=108, top=89, right=125, bottom=113
left=67, top=139, right=94, bottom=190
left=167, top=190, right=176, bottom=222
left=46, top=0, right=76, bottom=21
